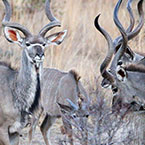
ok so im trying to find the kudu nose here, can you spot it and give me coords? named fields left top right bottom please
left=36, top=52, right=44, bottom=58
left=35, top=46, right=44, bottom=58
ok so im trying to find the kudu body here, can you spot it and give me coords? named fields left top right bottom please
left=0, top=0, right=67, bottom=145
left=28, top=68, right=90, bottom=145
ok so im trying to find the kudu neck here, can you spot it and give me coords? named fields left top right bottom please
left=13, top=49, right=43, bottom=112
left=17, top=49, right=43, bottom=83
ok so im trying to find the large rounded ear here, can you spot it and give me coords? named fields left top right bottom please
left=57, top=102, right=73, bottom=114
left=3, top=27, right=23, bottom=45
left=46, top=30, right=67, bottom=45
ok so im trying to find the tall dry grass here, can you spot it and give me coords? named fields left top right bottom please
left=0, top=0, right=144, bottom=100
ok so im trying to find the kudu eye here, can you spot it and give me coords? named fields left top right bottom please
left=42, top=43, right=46, bottom=47
left=85, top=114, right=89, bottom=118
left=26, top=42, right=30, bottom=47
left=117, top=60, right=123, bottom=66
left=72, top=114, right=77, bottom=118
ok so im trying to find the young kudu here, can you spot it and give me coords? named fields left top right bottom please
left=28, top=69, right=90, bottom=145
left=0, top=0, right=67, bottom=144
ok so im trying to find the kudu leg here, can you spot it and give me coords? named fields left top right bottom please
left=40, top=114, right=55, bottom=145
left=61, top=117, right=73, bottom=145
left=29, top=127, right=36, bottom=145
left=28, top=118, right=38, bottom=145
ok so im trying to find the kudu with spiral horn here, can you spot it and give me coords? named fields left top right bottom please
left=94, top=0, right=128, bottom=106
left=111, top=0, right=145, bottom=110
left=0, top=0, right=67, bottom=144
left=101, top=0, right=144, bottom=89
left=95, top=0, right=145, bottom=111
left=104, top=0, right=145, bottom=110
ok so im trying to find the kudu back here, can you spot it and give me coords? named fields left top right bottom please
left=42, top=69, right=89, bottom=116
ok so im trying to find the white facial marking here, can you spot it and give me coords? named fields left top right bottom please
left=35, top=55, right=41, bottom=60
left=116, top=66, right=126, bottom=82
left=102, top=83, right=111, bottom=89
left=36, top=62, right=40, bottom=68
left=25, top=43, right=45, bottom=63
left=26, top=43, right=45, bottom=50
left=34, top=55, right=45, bottom=63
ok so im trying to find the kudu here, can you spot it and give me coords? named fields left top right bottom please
left=112, top=0, right=145, bottom=110
left=28, top=69, right=90, bottom=145
left=101, top=0, right=144, bottom=89
left=0, top=0, right=67, bottom=144
left=109, top=0, right=145, bottom=109
left=110, top=0, right=145, bottom=110
left=95, top=0, right=145, bottom=110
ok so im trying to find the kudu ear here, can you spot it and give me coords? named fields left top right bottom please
left=3, top=27, right=23, bottom=45
left=57, top=102, right=73, bottom=114
left=46, top=30, right=67, bottom=45
left=125, top=46, right=134, bottom=60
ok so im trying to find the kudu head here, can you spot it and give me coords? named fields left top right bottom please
left=57, top=75, right=90, bottom=131
left=96, top=0, right=144, bottom=107
left=100, top=0, right=144, bottom=89
left=2, top=0, right=67, bottom=69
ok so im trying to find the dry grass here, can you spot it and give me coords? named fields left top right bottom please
left=0, top=0, right=145, bottom=144
left=0, top=0, right=144, bottom=106
left=0, top=0, right=144, bottom=93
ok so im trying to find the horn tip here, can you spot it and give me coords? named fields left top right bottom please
left=94, top=14, right=101, bottom=30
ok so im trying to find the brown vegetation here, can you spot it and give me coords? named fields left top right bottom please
left=0, top=0, right=145, bottom=144
left=0, top=0, right=144, bottom=93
